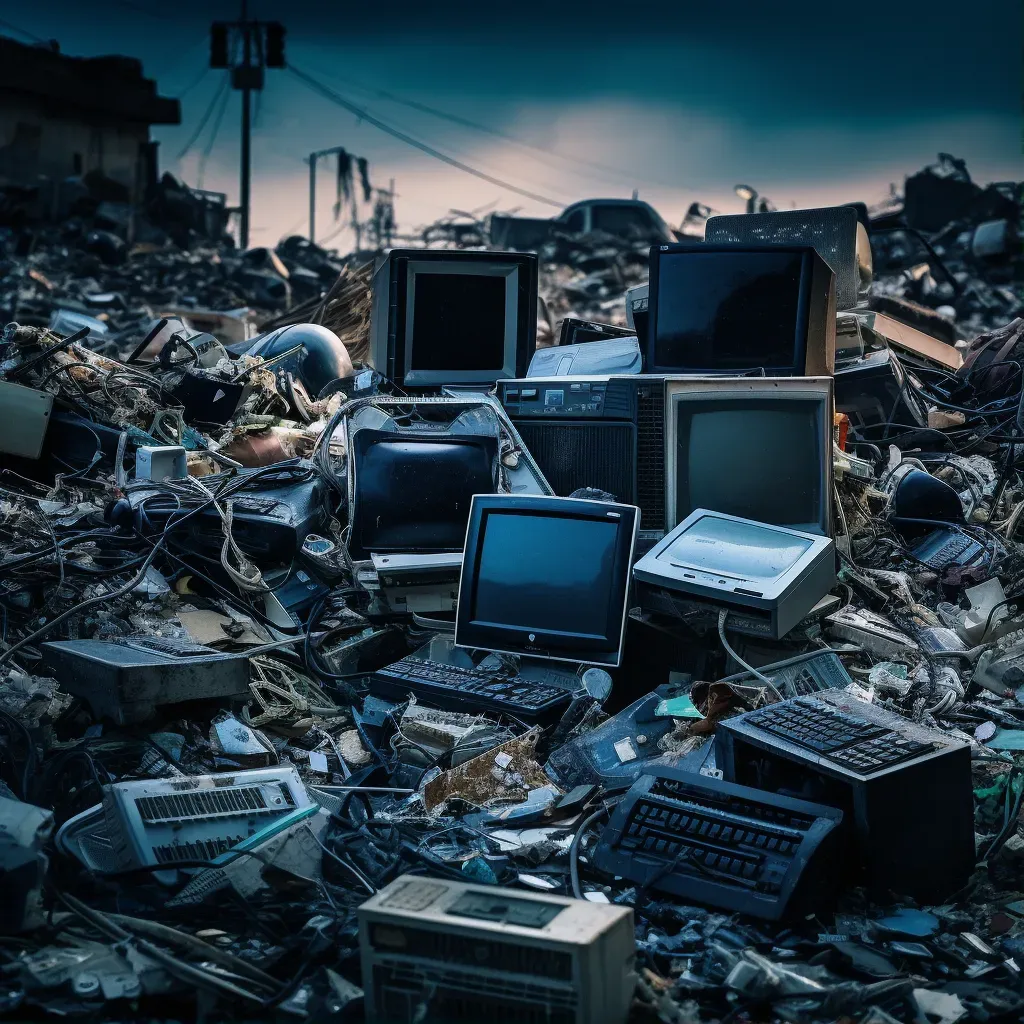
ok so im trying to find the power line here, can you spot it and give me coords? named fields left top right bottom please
left=176, top=77, right=229, bottom=162
left=0, top=16, right=46, bottom=43
left=198, top=79, right=232, bottom=189
left=287, top=64, right=565, bottom=209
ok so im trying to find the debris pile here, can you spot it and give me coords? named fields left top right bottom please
left=0, top=156, right=1023, bottom=1024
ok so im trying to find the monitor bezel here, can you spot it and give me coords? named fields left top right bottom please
left=455, top=494, right=639, bottom=667
left=348, top=429, right=499, bottom=558
left=646, top=243, right=819, bottom=376
left=663, top=376, right=834, bottom=537
left=403, top=261, right=520, bottom=385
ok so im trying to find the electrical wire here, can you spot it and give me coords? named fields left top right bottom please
left=287, top=64, right=565, bottom=208
left=717, top=610, right=782, bottom=697
left=176, top=77, right=230, bottom=162
left=198, top=78, right=232, bottom=191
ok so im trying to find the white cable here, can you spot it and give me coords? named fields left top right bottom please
left=717, top=609, right=782, bottom=700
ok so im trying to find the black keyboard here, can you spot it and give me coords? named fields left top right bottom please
left=910, top=528, right=984, bottom=569
left=592, top=767, right=843, bottom=920
left=745, top=698, right=932, bottom=771
left=370, top=657, right=573, bottom=724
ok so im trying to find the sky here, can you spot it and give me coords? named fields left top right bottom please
left=2, top=0, right=1021, bottom=249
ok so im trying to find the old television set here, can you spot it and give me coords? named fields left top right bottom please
left=665, top=376, right=833, bottom=536
left=369, top=249, right=537, bottom=389
left=647, top=244, right=836, bottom=376
left=456, top=495, right=638, bottom=667
left=348, top=429, right=499, bottom=560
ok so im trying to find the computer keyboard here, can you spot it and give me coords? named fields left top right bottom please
left=744, top=697, right=933, bottom=770
left=910, top=528, right=985, bottom=570
left=592, top=767, right=843, bottom=920
left=370, top=656, right=573, bottom=724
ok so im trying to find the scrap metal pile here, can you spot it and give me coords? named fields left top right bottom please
left=0, top=157, right=1023, bottom=1024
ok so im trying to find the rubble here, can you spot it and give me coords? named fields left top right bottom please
left=0, top=150, right=1022, bottom=1024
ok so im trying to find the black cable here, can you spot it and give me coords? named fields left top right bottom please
left=198, top=78, right=232, bottom=189
left=287, top=64, right=565, bottom=208
left=176, top=77, right=230, bottom=162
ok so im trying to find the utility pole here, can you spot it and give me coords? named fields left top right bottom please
left=210, top=8, right=286, bottom=250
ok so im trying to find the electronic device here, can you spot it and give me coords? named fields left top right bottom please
left=592, top=765, right=844, bottom=920
left=169, top=370, right=250, bottom=424
left=0, top=380, right=52, bottom=459
left=99, top=766, right=316, bottom=872
left=715, top=689, right=974, bottom=900
left=908, top=528, right=986, bottom=572
left=456, top=495, right=638, bottom=667
left=369, top=655, right=574, bottom=725
left=624, top=284, right=648, bottom=342
left=756, top=651, right=854, bottom=697
left=545, top=692, right=676, bottom=789
left=824, top=607, right=918, bottom=659
left=834, top=312, right=866, bottom=363
left=527, top=337, right=642, bottom=377
left=705, top=206, right=869, bottom=310
left=558, top=318, right=637, bottom=348
left=647, top=244, right=835, bottom=376
left=372, top=552, right=462, bottom=615
left=497, top=375, right=667, bottom=541
left=368, top=248, right=537, bottom=389
left=240, top=322, right=354, bottom=398
left=359, top=874, right=636, bottom=1024
left=663, top=376, right=833, bottom=535
left=41, top=637, right=253, bottom=725
left=126, top=466, right=330, bottom=564
left=855, top=309, right=962, bottom=373
left=135, top=445, right=187, bottom=481
left=348, top=428, right=498, bottom=560
left=834, top=348, right=928, bottom=432
left=634, top=510, right=835, bottom=641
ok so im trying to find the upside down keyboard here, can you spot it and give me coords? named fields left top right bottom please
left=743, top=697, right=934, bottom=773
left=370, top=656, right=574, bottom=724
left=592, top=767, right=843, bottom=920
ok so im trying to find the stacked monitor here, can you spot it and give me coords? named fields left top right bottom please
left=369, top=249, right=537, bottom=390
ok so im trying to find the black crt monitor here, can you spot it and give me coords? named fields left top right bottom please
left=456, top=495, right=639, bottom=667
left=369, top=249, right=538, bottom=389
left=647, top=244, right=836, bottom=377
left=348, top=429, right=498, bottom=559
left=665, top=376, right=833, bottom=536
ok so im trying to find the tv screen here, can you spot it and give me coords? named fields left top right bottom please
left=674, top=398, right=822, bottom=531
left=409, top=272, right=508, bottom=372
left=350, top=431, right=497, bottom=557
left=472, top=512, right=620, bottom=640
left=653, top=250, right=806, bottom=372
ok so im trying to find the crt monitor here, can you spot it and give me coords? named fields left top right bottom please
left=369, top=249, right=538, bottom=389
left=456, top=495, right=639, bottom=667
left=348, top=429, right=498, bottom=559
left=647, top=243, right=836, bottom=376
left=665, top=376, right=833, bottom=536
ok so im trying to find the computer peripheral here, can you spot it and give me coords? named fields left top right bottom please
left=368, top=248, right=537, bottom=390
left=526, top=337, right=642, bottom=377
left=347, top=428, right=498, bottom=560
left=633, top=510, right=836, bottom=641
left=824, top=607, right=918, bottom=659
left=624, top=283, right=648, bottom=342
left=647, top=243, right=835, bottom=376
left=497, top=375, right=667, bottom=541
left=834, top=348, right=929, bottom=433
left=705, top=205, right=868, bottom=310
left=760, top=652, right=854, bottom=697
left=909, top=528, right=986, bottom=571
left=99, top=766, right=316, bottom=873
left=592, top=766, right=843, bottom=920
left=372, top=552, right=462, bottom=615
left=715, top=689, right=974, bottom=900
left=41, top=638, right=252, bottom=725
left=663, top=375, right=834, bottom=536
left=369, top=655, right=574, bottom=725
left=545, top=692, right=676, bottom=789
left=558, top=318, right=637, bottom=348
left=456, top=495, right=638, bottom=667
left=359, top=874, right=636, bottom=1024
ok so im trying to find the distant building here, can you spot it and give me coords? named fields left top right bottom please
left=0, top=35, right=180, bottom=206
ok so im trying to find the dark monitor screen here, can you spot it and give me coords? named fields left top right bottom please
left=457, top=497, right=638, bottom=666
left=409, top=273, right=507, bottom=371
left=350, top=430, right=497, bottom=558
left=674, top=399, right=822, bottom=532
left=652, top=250, right=807, bottom=372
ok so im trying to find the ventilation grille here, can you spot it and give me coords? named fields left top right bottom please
left=515, top=421, right=635, bottom=504
left=370, top=924, right=573, bottom=980
left=706, top=207, right=859, bottom=308
left=153, top=835, right=244, bottom=864
left=135, top=785, right=288, bottom=824
left=636, top=381, right=665, bottom=531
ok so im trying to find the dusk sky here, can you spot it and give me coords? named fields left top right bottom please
left=3, top=0, right=1020, bottom=249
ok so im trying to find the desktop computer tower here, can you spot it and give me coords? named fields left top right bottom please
left=497, top=376, right=666, bottom=544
